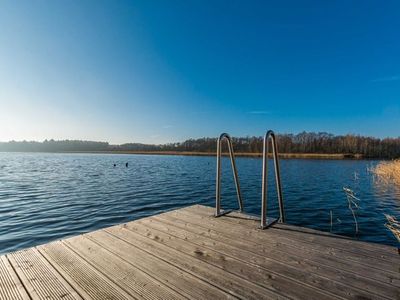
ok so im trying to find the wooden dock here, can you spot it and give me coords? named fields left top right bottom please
left=1, top=205, right=399, bottom=299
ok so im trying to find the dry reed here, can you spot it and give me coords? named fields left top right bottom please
left=343, top=187, right=360, bottom=234
left=384, top=214, right=400, bottom=243
left=372, top=160, right=400, bottom=245
left=372, top=159, right=400, bottom=186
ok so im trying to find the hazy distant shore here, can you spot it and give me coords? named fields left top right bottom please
left=2, top=131, right=399, bottom=158
left=48, top=151, right=364, bottom=159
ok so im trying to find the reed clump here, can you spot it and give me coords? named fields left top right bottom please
left=384, top=214, right=400, bottom=243
left=372, top=159, right=400, bottom=186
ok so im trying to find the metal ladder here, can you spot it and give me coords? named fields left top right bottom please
left=261, top=130, right=285, bottom=228
left=215, top=133, right=244, bottom=217
left=215, top=130, right=285, bottom=229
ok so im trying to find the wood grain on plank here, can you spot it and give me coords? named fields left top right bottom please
left=147, top=214, right=399, bottom=300
left=63, top=234, right=185, bottom=300
left=38, top=240, right=134, bottom=300
left=160, top=207, right=400, bottom=287
left=8, top=247, right=82, bottom=300
left=113, top=222, right=336, bottom=299
left=178, top=206, right=399, bottom=272
left=129, top=218, right=374, bottom=300
left=1, top=205, right=398, bottom=300
left=183, top=205, right=398, bottom=259
left=0, top=255, right=30, bottom=300
left=99, top=226, right=285, bottom=300
left=88, top=229, right=249, bottom=300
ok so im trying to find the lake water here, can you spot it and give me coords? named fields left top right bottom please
left=0, top=152, right=399, bottom=255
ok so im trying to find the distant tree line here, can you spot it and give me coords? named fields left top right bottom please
left=1, top=132, right=399, bottom=158
left=159, top=132, right=400, bottom=159
left=0, top=139, right=109, bottom=152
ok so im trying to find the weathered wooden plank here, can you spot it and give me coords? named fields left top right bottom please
left=117, top=222, right=340, bottom=300
left=87, top=229, right=240, bottom=300
left=8, top=247, right=82, bottom=300
left=147, top=214, right=399, bottom=300
left=183, top=205, right=398, bottom=259
left=273, top=222, right=398, bottom=256
left=1, top=205, right=398, bottom=300
left=99, top=226, right=285, bottom=300
left=272, top=221, right=398, bottom=256
left=38, top=240, right=134, bottom=300
left=63, top=234, right=185, bottom=300
left=161, top=207, right=400, bottom=287
left=0, top=256, right=30, bottom=300
left=178, top=205, right=399, bottom=273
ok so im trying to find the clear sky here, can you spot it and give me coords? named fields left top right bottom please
left=0, top=1, right=399, bottom=144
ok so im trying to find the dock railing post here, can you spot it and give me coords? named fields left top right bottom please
left=215, top=133, right=244, bottom=217
left=261, top=130, right=285, bottom=229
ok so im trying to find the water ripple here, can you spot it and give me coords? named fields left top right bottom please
left=0, top=153, right=399, bottom=255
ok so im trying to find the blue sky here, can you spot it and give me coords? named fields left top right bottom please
left=0, top=1, right=399, bottom=144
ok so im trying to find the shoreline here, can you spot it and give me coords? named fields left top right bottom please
left=102, top=151, right=364, bottom=159
left=3, top=150, right=367, bottom=159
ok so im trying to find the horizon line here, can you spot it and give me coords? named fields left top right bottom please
left=1, top=131, right=400, bottom=145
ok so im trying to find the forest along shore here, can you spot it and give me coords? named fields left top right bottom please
left=1, top=132, right=399, bottom=159
left=55, top=151, right=365, bottom=159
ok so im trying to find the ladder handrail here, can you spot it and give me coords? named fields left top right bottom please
left=215, top=133, right=244, bottom=216
left=261, top=130, right=285, bottom=229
